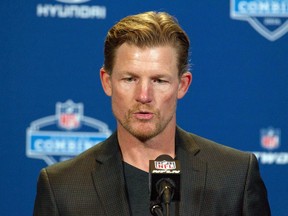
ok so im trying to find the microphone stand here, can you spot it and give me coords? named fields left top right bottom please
left=160, top=183, right=173, bottom=216
left=151, top=179, right=174, bottom=216
left=150, top=202, right=164, bottom=216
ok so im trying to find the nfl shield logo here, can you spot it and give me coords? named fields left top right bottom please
left=155, top=160, right=176, bottom=170
left=260, top=127, right=281, bottom=150
left=56, top=100, right=83, bottom=130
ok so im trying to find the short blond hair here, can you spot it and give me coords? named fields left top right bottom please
left=103, top=11, right=190, bottom=76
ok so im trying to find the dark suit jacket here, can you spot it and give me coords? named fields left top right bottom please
left=33, top=127, right=270, bottom=216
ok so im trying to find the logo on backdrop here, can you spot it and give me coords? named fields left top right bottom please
left=260, top=127, right=280, bottom=150
left=254, top=127, right=288, bottom=165
left=26, top=100, right=112, bottom=165
left=230, top=0, right=288, bottom=41
left=36, top=0, right=107, bottom=19
left=56, top=0, right=91, bottom=3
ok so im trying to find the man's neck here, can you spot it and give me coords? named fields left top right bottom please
left=117, top=125, right=176, bottom=172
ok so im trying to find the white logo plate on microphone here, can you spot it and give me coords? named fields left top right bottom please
left=155, top=160, right=176, bottom=170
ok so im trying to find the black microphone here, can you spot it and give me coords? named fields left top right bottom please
left=149, top=154, right=180, bottom=215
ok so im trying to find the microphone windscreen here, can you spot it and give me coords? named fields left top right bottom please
left=155, top=154, right=173, bottom=161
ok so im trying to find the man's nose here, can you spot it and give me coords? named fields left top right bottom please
left=135, top=80, right=153, bottom=104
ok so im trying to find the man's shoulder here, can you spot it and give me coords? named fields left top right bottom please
left=178, top=128, right=255, bottom=176
left=44, top=132, right=118, bottom=176
left=177, top=127, right=251, bottom=160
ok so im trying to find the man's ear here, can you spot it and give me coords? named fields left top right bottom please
left=100, top=67, right=112, bottom=96
left=177, top=71, right=192, bottom=99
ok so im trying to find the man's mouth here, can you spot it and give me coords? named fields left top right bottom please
left=134, top=111, right=154, bottom=120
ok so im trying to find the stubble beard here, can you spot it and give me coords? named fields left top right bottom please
left=115, top=105, right=174, bottom=142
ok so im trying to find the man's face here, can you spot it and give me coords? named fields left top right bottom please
left=100, top=43, right=191, bottom=141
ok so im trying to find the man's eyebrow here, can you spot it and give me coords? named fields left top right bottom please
left=115, top=70, right=172, bottom=78
left=119, top=71, right=139, bottom=77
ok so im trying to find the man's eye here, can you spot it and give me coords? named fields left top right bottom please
left=123, top=77, right=136, bottom=82
left=153, top=79, right=167, bottom=83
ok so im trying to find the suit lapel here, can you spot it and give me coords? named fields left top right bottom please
left=176, top=127, right=207, bottom=216
left=91, top=133, right=131, bottom=216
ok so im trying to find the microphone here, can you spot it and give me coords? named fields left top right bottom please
left=149, top=154, right=180, bottom=215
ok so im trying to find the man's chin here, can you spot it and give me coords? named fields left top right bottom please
left=129, top=126, right=160, bottom=141
left=133, top=132, right=157, bottom=142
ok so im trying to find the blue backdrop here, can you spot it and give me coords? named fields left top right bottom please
left=1, top=0, right=287, bottom=215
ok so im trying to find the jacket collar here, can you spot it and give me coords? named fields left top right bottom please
left=175, top=127, right=206, bottom=216
left=91, top=132, right=131, bottom=216
left=175, top=126, right=201, bottom=156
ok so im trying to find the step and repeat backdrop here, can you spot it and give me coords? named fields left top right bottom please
left=1, top=0, right=288, bottom=215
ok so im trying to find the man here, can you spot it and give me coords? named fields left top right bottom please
left=33, top=11, right=270, bottom=216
